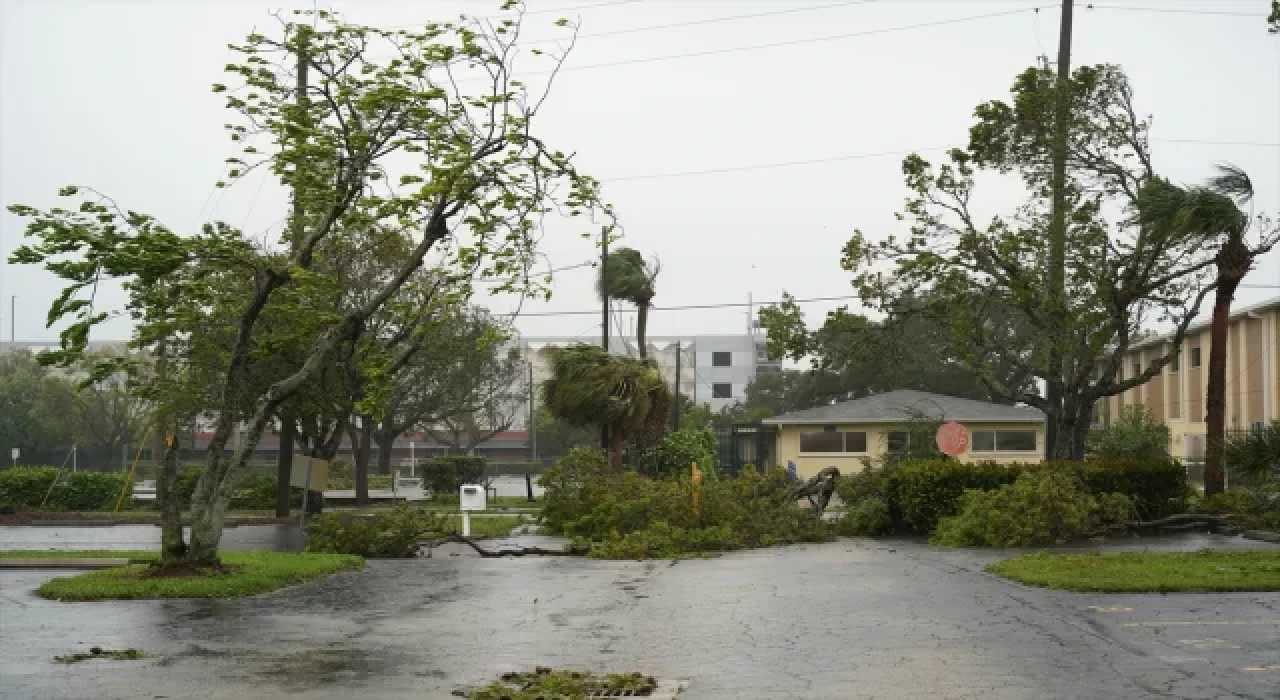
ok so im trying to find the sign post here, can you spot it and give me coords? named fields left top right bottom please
left=935, top=422, right=971, bottom=457
left=10, top=448, right=18, bottom=467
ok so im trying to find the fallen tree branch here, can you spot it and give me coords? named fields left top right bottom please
left=788, top=467, right=841, bottom=516
left=1124, top=513, right=1233, bottom=530
left=1241, top=529, right=1280, bottom=544
left=423, top=535, right=575, bottom=558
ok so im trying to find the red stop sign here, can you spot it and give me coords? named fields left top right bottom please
left=936, top=421, right=970, bottom=456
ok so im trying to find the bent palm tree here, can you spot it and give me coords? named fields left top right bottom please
left=542, top=344, right=671, bottom=470
left=597, top=247, right=659, bottom=359
left=1139, top=165, right=1279, bottom=495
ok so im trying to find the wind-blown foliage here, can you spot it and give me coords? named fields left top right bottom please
left=8, top=5, right=610, bottom=564
left=840, top=64, right=1231, bottom=459
left=597, top=247, right=659, bottom=359
left=541, top=344, right=671, bottom=470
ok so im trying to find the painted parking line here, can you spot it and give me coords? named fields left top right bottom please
left=1179, top=638, right=1242, bottom=650
left=1086, top=606, right=1133, bottom=613
left=1121, top=620, right=1280, bottom=628
left=1242, top=665, right=1280, bottom=672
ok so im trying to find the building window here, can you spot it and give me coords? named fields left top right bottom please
left=756, top=344, right=768, bottom=360
left=887, top=431, right=909, bottom=453
left=970, top=430, right=1037, bottom=452
left=712, top=351, right=732, bottom=367
left=799, top=428, right=867, bottom=454
left=1131, top=361, right=1141, bottom=379
left=711, top=382, right=732, bottom=399
left=1190, top=347, right=1201, bottom=368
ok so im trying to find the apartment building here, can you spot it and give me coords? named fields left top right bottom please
left=1098, top=295, right=1280, bottom=460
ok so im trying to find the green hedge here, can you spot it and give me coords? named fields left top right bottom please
left=421, top=455, right=487, bottom=497
left=0, top=467, right=129, bottom=511
left=174, top=468, right=300, bottom=510
left=843, top=458, right=1186, bottom=535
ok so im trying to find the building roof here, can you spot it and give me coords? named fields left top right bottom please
left=1127, top=293, right=1280, bottom=353
left=760, top=389, right=1044, bottom=426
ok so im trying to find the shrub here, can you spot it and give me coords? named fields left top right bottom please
left=1087, top=405, right=1170, bottom=460
left=0, top=467, right=128, bottom=511
left=421, top=455, right=487, bottom=498
left=850, top=457, right=1186, bottom=535
left=932, top=471, right=1133, bottom=547
left=539, top=448, right=831, bottom=558
left=174, top=468, right=301, bottom=510
left=1195, top=488, right=1280, bottom=531
left=838, top=496, right=891, bottom=536
left=887, top=460, right=1016, bottom=534
left=646, top=428, right=718, bottom=478
left=1226, top=423, right=1280, bottom=485
left=326, top=459, right=393, bottom=490
left=307, top=504, right=442, bottom=558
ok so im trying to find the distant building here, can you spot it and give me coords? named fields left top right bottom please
left=1098, top=295, right=1280, bottom=460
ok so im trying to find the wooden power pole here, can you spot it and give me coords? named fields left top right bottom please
left=1045, top=0, right=1074, bottom=459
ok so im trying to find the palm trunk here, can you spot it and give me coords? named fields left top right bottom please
left=1205, top=257, right=1247, bottom=496
left=276, top=412, right=294, bottom=517
left=157, top=432, right=186, bottom=562
left=354, top=416, right=374, bottom=505
left=636, top=303, right=649, bottom=360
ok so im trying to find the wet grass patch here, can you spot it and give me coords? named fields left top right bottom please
left=54, top=647, right=151, bottom=663
left=468, top=667, right=659, bottom=699
left=990, top=549, right=1280, bottom=592
left=29, top=550, right=363, bottom=601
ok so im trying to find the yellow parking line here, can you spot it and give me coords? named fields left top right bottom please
left=1122, top=620, right=1280, bottom=628
left=1242, top=665, right=1280, bottom=672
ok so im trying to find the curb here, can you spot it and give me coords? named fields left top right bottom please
left=0, top=558, right=131, bottom=569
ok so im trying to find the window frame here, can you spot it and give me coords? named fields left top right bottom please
left=711, top=382, right=733, bottom=399
left=969, top=429, right=1039, bottom=453
left=711, top=351, right=732, bottom=367
left=1190, top=347, right=1202, bottom=368
left=798, top=427, right=869, bottom=455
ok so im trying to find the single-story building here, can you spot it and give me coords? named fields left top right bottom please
left=762, top=389, right=1046, bottom=479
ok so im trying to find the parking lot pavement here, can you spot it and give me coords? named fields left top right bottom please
left=1, top=534, right=1277, bottom=699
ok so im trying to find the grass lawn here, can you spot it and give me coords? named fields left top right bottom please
left=5, top=550, right=363, bottom=601
left=990, top=550, right=1280, bottom=593
left=436, top=514, right=526, bottom=538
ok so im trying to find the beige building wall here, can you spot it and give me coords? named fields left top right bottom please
left=1104, top=304, right=1280, bottom=459
left=774, top=422, right=1045, bottom=480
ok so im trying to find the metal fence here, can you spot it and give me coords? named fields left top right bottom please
left=714, top=423, right=776, bottom=476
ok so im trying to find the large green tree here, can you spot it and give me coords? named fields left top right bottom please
left=9, top=6, right=609, bottom=565
left=759, top=293, right=1037, bottom=406
left=541, top=344, right=671, bottom=470
left=841, top=64, right=1228, bottom=459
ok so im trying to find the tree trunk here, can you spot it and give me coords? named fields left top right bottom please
left=608, top=423, right=624, bottom=471
left=1205, top=246, right=1248, bottom=496
left=636, top=303, right=649, bottom=360
left=1070, top=401, right=1093, bottom=461
left=276, top=412, right=294, bottom=517
left=157, top=432, right=186, bottom=562
left=354, top=416, right=373, bottom=505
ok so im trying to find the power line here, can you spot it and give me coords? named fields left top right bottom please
left=516, top=0, right=878, bottom=43
left=507, top=286, right=1280, bottom=319
left=603, top=138, right=1280, bottom=183
left=555, top=6, right=1045, bottom=74
left=1085, top=4, right=1267, bottom=19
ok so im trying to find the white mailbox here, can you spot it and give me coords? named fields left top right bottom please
left=459, top=484, right=487, bottom=512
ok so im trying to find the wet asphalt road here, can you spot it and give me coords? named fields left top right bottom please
left=2, top=534, right=1279, bottom=700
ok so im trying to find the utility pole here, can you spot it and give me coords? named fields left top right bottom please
left=528, top=357, right=537, bottom=462
left=277, top=33, right=310, bottom=517
left=600, top=225, right=610, bottom=451
left=673, top=340, right=682, bottom=428
left=1045, top=0, right=1074, bottom=459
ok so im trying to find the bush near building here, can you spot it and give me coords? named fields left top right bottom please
left=539, top=448, right=831, bottom=559
left=837, top=458, right=1186, bottom=538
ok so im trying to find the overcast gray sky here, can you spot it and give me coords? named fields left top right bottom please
left=2, top=0, right=1277, bottom=345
